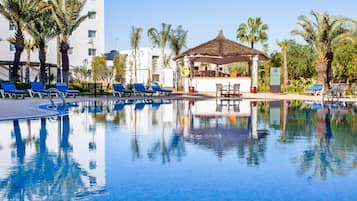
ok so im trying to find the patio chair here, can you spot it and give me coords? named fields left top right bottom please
left=216, top=84, right=223, bottom=97
left=29, top=82, right=57, bottom=98
left=55, top=83, right=79, bottom=97
left=232, top=83, right=241, bottom=97
left=0, top=82, right=27, bottom=99
left=151, top=82, right=172, bottom=95
left=112, top=83, right=133, bottom=97
left=304, top=83, right=323, bottom=96
left=133, top=83, right=155, bottom=96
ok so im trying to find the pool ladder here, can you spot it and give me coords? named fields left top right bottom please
left=47, top=88, right=66, bottom=109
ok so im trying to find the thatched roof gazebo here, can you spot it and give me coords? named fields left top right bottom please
left=175, top=30, right=269, bottom=93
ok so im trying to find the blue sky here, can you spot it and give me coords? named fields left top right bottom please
left=104, top=0, right=357, bottom=53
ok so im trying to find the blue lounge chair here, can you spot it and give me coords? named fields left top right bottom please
left=151, top=82, right=172, bottom=95
left=133, top=83, right=155, bottom=96
left=112, top=83, right=132, bottom=97
left=55, top=83, right=79, bottom=97
left=304, top=84, right=323, bottom=96
left=0, top=82, right=27, bottom=99
left=29, top=82, right=57, bottom=98
left=134, top=102, right=146, bottom=110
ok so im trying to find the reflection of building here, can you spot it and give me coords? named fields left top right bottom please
left=120, top=48, right=176, bottom=87
left=0, top=110, right=106, bottom=198
left=176, top=100, right=268, bottom=158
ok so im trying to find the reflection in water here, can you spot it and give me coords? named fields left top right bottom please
left=0, top=117, right=103, bottom=200
left=286, top=103, right=357, bottom=180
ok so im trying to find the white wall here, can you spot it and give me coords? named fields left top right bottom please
left=120, top=47, right=176, bottom=87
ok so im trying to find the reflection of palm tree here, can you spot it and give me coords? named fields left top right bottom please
left=279, top=100, right=289, bottom=143
left=147, top=133, right=186, bottom=164
left=13, top=120, right=25, bottom=162
left=292, top=109, right=354, bottom=179
left=61, top=115, right=71, bottom=151
left=0, top=118, right=99, bottom=200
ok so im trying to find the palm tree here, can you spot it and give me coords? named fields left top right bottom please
left=277, top=40, right=288, bottom=88
left=8, top=38, right=38, bottom=82
left=148, top=22, right=172, bottom=70
left=49, top=0, right=87, bottom=84
left=27, top=7, right=57, bottom=84
left=236, top=17, right=268, bottom=49
left=291, top=11, right=348, bottom=87
left=169, top=25, right=188, bottom=57
left=130, top=26, right=142, bottom=83
left=0, top=0, right=43, bottom=81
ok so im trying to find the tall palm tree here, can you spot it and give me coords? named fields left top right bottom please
left=27, top=7, right=58, bottom=84
left=236, top=17, right=268, bottom=49
left=291, top=11, right=348, bottom=87
left=0, top=0, right=43, bottom=81
left=130, top=26, right=142, bottom=83
left=169, top=25, right=188, bottom=57
left=148, top=22, right=172, bottom=69
left=49, top=0, right=87, bottom=84
left=277, top=40, right=288, bottom=88
left=169, top=25, right=188, bottom=89
left=8, top=38, right=38, bottom=82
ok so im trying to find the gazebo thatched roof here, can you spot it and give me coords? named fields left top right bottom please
left=175, top=30, right=269, bottom=65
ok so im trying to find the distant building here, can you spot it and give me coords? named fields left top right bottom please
left=119, top=47, right=176, bottom=88
left=0, top=0, right=105, bottom=81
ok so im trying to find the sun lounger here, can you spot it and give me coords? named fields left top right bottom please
left=112, top=83, right=132, bottom=97
left=151, top=82, right=172, bottom=95
left=133, top=83, right=155, bottom=96
left=304, top=84, right=323, bottom=96
left=0, top=82, right=27, bottom=99
left=55, top=83, right=79, bottom=97
left=29, top=82, right=57, bottom=98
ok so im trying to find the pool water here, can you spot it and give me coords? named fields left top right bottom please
left=0, top=99, right=356, bottom=201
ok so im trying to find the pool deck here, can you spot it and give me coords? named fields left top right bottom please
left=0, top=92, right=356, bottom=121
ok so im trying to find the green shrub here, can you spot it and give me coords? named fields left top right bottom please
left=15, top=82, right=30, bottom=90
left=69, top=82, right=83, bottom=91
left=284, top=77, right=316, bottom=94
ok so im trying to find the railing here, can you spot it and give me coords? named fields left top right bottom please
left=47, top=88, right=66, bottom=109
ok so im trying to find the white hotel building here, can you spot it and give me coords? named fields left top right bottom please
left=119, top=47, right=176, bottom=88
left=0, top=0, right=105, bottom=81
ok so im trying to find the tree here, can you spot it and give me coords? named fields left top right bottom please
left=91, top=55, right=113, bottom=83
left=236, top=17, right=268, bottom=48
left=114, top=54, right=127, bottom=83
left=285, top=41, right=316, bottom=80
left=0, top=0, right=43, bottom=81
left=27, top=6, right=57, bottom=84
left=291, top=11, right=348, bottom=87
left=332, top=40, right=357, bottom=83
left=71, top=66, right=90, bottom=82
left=50, top=0, right=87, bottom=84
left=8, top=38, right=38, bottom=83
left=130, top=26, right=142, bottom=83
left=148, top=22, right=172, bottom=69
left=169, top=25, right=188, bottom=89
left=277, top=40, right=288, bottom=87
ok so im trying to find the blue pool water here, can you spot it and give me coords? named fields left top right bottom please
left=0, top=100, right=356, bottom=201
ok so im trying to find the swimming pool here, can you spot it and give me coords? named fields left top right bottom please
left=0, top=99, right=356, bottom=201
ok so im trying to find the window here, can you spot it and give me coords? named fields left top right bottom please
left=152, top=56, right=159, bottom=72
left=88, top=11, right=96, bottom=19
left=88, top=30, right=96, bottom=38
left=9, top=44, right=15, bottom=52
left=68, top=47, right=74, bottom=55
left=9, top=23, right=15, bottom=31
left=88, top=48, right=96, bottom=56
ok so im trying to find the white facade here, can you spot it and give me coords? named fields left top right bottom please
left=120, top=47, right=176, bottom=88
left=0, top=0, right=105, bottom=80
